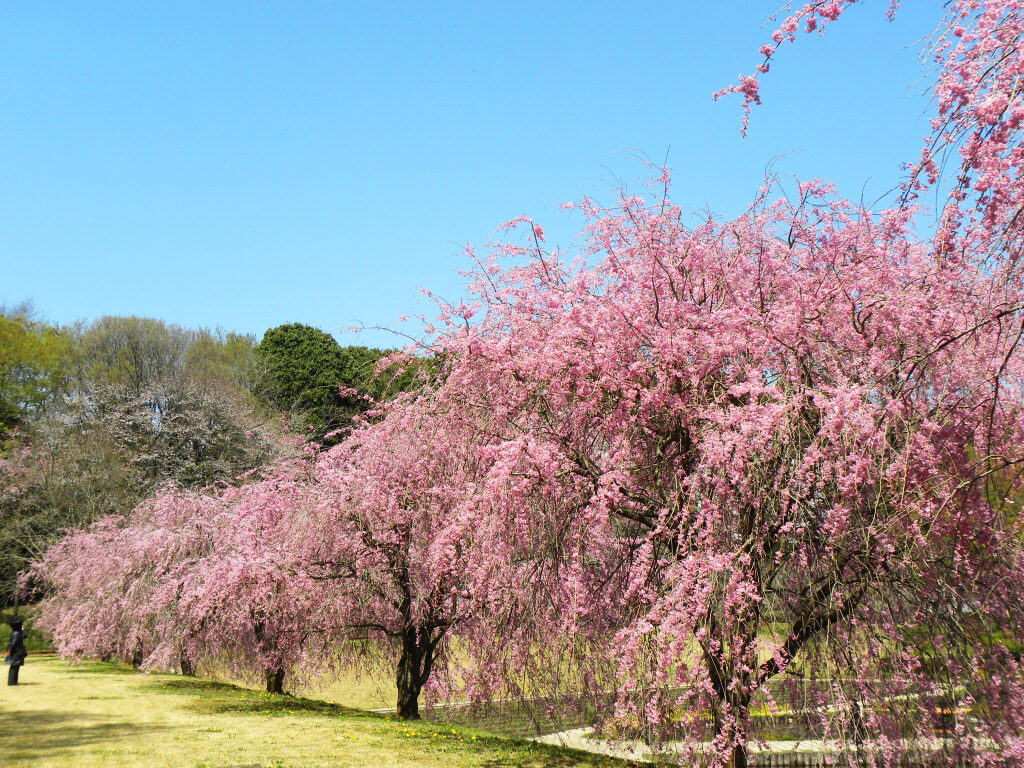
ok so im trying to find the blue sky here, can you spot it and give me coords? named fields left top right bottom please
left=1, top=2, right=945, bottom=348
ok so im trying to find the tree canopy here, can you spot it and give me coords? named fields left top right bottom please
left=256, top=322, right=416, bottom=443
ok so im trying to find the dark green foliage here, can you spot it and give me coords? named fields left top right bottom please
left=256, top=324, right=393, bottom=443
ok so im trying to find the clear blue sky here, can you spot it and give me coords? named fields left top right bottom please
left=1, top=2, right=944, bottom=348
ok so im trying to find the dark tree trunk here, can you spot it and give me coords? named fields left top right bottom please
left=265, top=666, right=285, bottom=694
left=709, top=699, right=750, bottom=768
left=396, top=642, right=422, bottom=719
left=252, top=617, right=284, bottom=693
left=131, top=648, right=143, bottom=669
left=395, top=625, right=434, bottom=720
left=180, top=653, right=195, bottom=676
left=396, top=679, right=420, bottom=719
left=703, top=631, right=752, bottom=768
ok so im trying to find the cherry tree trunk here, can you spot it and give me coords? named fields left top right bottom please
left=395, top=628, right=425, bottom=720
left=395, top=656, right=422, bottom=719
left=265, top=666, right=285, bottom=694
left=708, top=664, right=752, bottom=768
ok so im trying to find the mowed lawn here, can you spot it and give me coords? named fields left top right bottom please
left=0, top=654, right=634, bottom=768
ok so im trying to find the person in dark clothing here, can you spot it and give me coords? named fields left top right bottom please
left=6, top=620, right=27, bottom=685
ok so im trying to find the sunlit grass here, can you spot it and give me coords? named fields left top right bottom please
left=0, top=654, right=638, bottom=768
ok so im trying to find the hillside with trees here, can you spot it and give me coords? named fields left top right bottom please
left=0, top=312, right=407, bottom=605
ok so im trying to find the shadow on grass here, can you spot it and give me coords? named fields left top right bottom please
left=154, top=677, right=375, bottom=719
left=61, top=662, right=137, bottom=677
left=472, top=740, right=645, bottom=768
left=152, top=678, right=640, bottom=765
left=0, top=709, right=167, bottom=763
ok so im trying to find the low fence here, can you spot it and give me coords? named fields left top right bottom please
left=751, top=749, right=977, bottom=768
left=752, top=754, right=822, bottom=768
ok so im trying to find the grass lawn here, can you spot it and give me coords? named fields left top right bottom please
left=0, top=654, right=638, bottom=768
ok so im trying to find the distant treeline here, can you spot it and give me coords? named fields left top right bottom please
left=0, top=305, right=424, bottom=604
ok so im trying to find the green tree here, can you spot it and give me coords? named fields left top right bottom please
left=184, top=329, right=260, bottom=392
left=70, top=315, right=189, bottom=397
left=0, top=308, right=69, bottom=443
left=255, top=324, right=388, bottom=442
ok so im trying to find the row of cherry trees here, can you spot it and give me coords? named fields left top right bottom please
left=31, top=395, right=482, bottom=717
left=30, top=2, right=1024, bottom=766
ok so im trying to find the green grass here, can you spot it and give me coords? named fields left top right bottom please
left=0, top=654, right=639, bottom=768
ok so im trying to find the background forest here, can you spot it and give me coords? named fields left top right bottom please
left=0, top=304, right=415, bottom=604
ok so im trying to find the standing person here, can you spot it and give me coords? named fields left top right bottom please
left=6, top=620, right=27, bottom=685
